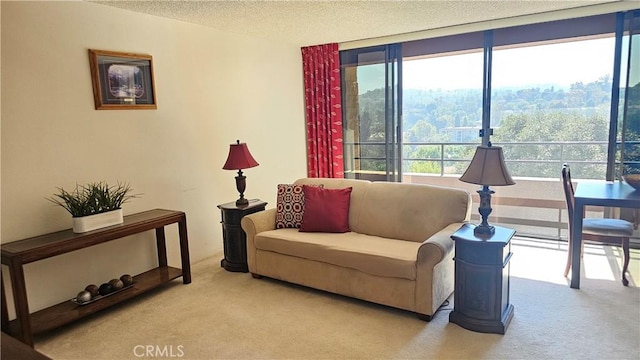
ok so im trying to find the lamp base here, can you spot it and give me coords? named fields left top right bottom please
left=234, top=170, right=249, bottom=207
left=475, top=185, right=496, bottom=237
left=473, top=224, right=495, bottom=236
left=235, top=197, right=249, bottom=207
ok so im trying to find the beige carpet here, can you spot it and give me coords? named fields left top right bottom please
left=34, top=238, right=640, bottom=360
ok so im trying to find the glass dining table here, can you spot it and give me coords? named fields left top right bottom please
left=570, top=181, right=640, bottom=288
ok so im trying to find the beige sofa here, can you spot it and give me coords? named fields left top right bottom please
left=241, top=178, right=472, bottom=320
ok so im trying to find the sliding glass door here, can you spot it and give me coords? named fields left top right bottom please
left=616, top=10, right=640, bottom=178
left=339, top=10, right=638, bottom=239
left=491, top=36, right=617, bottom=180
left=341, top=44, right=402, bottom=182
left=614, top=10, right=640, bottom=231
left=402, top=38, right=484, bottom=176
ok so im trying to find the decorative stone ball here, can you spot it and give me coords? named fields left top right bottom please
left=120, top=274, right=134, bottom=286
left=109, top=278, right=124, bottom=291
left=84, top=284, right=99, bottom=298
left=98, top=283, right=113, bottom=296
left=623, top=174, right=640, bottom=191
left=76, top=290, right=92, bottom=304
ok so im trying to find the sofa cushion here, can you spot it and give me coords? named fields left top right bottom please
left=254, top=229, right=421, bottom=280
left=294, top=178, right=371, bottom=230
left=275, top=184, right=306, bottom=229
left=276, top=184, right=326, bottom=229
left=293, top=178, right=471, bottom=243
left=353, top=182, right=471, bottom=242
left=300, top=186, right=352, bottom=233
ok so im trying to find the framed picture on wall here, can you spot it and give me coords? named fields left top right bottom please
left=88, top=49, right=157, bottom=110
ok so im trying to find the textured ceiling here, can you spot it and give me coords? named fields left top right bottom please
left=91, top=0, right=622, bottom=46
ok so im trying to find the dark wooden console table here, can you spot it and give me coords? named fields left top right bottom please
left=1, top=332, right=51, bottom=360
left=1, top=209, right=191, bottom=346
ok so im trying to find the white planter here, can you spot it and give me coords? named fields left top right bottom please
left=73, top=209, right=123, bottom=233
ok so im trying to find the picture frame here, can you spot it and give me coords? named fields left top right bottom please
left=88, top=49, right=157, bottom=110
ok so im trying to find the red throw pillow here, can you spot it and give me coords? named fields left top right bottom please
left=300, top=185, right=352, bottom=233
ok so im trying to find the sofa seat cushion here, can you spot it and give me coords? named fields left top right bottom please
left=254, top=229, right=421, bottom=280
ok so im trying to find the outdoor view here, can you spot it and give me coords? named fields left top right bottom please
left=344, top=27, right=639, bottom=239
left=352, top=36, right=639, bottom=180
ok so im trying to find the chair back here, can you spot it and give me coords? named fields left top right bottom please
left=561, top=163, right=575, bottom=228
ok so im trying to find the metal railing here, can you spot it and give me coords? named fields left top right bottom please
left=346, top=140, right=639, bottom=177
left=344, top=140, right=640, bottom=241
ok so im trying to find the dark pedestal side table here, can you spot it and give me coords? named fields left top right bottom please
left=218, top=199, right=267, bottom=272
left=449, top=223, right=515, bottom=334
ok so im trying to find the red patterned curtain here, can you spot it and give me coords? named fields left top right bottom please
left=302, top=43, right=344, bottom=178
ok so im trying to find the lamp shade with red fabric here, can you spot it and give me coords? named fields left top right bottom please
left=223, top=140, right=259, bottom=206
left=223, top=141, right=259, bottom=170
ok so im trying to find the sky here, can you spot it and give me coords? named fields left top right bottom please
left=356, top=36, right=639, bottom=93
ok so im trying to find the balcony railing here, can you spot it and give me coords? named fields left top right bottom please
left=344, top=140, right=639, bottom=242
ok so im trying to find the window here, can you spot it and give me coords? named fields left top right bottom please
left=340, top=11, right=639, bottom=240
left=341, top=45, right=401, bottom=182
left=616, top=11, right=640, bottom=178
left=491, top=36, right=616, bottom=180
left=402, top=50, right=483, bottom=176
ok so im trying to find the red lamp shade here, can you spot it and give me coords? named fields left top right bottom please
left=223, top=140, right=259, bottom=170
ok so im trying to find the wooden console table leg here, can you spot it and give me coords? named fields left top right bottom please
left=8, top=260, right=33, bottom=346
left=155, top=227, right=168, bottom=267
left=178, top=218, right=192, bottom=284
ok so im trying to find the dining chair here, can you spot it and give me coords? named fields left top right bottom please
left=562, top=163, right=634, bottom=286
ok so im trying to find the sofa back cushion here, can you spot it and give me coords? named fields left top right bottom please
left=358, top=182, right=471, bottom=242
left=293, top=178, right=471, bottom=242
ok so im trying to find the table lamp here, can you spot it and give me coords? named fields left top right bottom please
left=223, top=140, right=259, bottom=206
left=459, top=142, right=515, bottom=236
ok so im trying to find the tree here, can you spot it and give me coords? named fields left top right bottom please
left=493, top=111, right=609, bottom=178
left=350, top=77, right=629, bottom=179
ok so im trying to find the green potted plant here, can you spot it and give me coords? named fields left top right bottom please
left=47, top=181, right=139, bottom=233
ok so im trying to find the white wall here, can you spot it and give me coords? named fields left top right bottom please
left=1, top=1, right=307, bottom=313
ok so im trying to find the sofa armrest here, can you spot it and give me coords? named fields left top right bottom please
left=417, top=222, right=459, bottom=264
left=414, top=222, right=462, bottom=316
left=241, top=208, right=277, bottom=272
